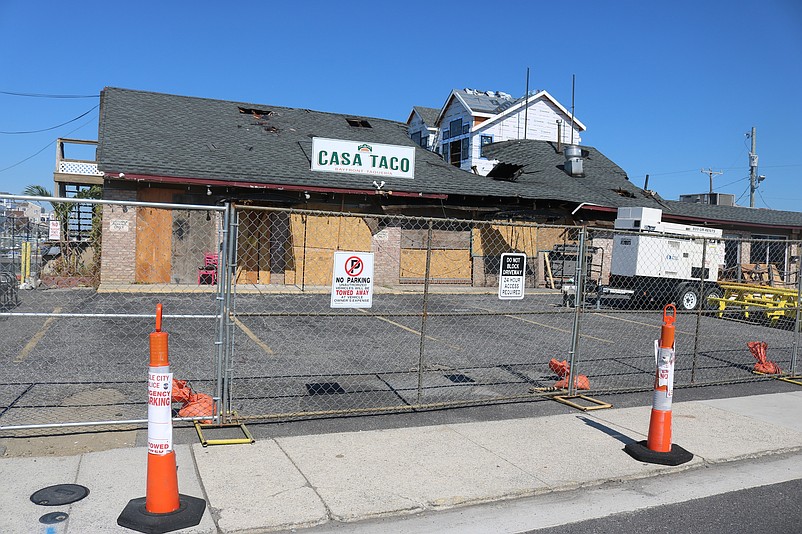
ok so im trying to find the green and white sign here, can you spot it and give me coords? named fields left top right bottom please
left=312, top=137, right=415, bottom=179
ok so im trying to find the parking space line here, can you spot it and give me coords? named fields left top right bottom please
left=232, top=316, right=274, bottom=355
left=14, top=307, right=63, bottom=364
left=357, top=309, right=463, bottom=350
left=505, top=314, right=615, bottom=344
left=472, top=307, right=614, bottom=344
left=595, top=313, right=696, bottom=336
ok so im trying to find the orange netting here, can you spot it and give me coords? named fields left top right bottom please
left=747, top=341, right=782, bottom=375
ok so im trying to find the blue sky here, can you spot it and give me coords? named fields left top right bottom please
left=1, top=0, right=800, bottom=211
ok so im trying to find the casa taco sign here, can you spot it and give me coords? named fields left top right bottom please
left=311, top=137, right=415, bottom=179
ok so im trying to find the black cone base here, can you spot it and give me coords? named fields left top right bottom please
left=624, top=440, right=694, bottom=466
left=117, top=494, right=206, bottom=534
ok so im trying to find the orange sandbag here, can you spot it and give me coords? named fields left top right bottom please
left=549, top=358, right=570, bottom=377
left=549, top=358, right=590, bottom=390
left=554, top=375, right=591, bottom=390
left=171, top=379, right=193, bottom=404
left=748, top=341, right=782, bottom=374
left=177, top=393, right=214, bottom=424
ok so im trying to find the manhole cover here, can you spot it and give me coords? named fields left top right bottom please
left=39, top=511, right=69, bottom=524
left=306, top=382, right=346, bottom=395
left=30, top=484, right=89, bottom=506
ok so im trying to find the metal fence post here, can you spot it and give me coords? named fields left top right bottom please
left=567, top=227, right=586, bottom=397
left=212, top=203, right=231, bottom=425
left=792, top=259, right=802, bottom=376
left=690, top=237, right=708, bottom=383
left=416, top=219, right=434, bottom=404
left=220, top=205, right=239, bottom=421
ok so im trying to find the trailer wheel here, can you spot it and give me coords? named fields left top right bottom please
left=677, top=284, right=700, bottom=311
left=703, top=286, right=722, bottom=311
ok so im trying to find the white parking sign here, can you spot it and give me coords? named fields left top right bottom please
left=498, top=253, right=526, bottom=300
left=331, top=252, right=374, bottom=308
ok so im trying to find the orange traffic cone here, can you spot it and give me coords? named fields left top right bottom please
left=118, top=304, right=206, bottom=533
left=625, top=304, right=693, bottom=466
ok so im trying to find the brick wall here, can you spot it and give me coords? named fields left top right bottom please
left=372, top=227, right=400, bottom=286
left=100, top=185, right=137, bottom=284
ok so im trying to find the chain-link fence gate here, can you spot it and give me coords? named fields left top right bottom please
left=0, top=194, right=226, bottom=435
left=224, top=205, right=585, bottom=421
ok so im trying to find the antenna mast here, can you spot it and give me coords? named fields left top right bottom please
left=570, top=74, right=575, bottom=145
left=524, top=67, right=530, bottom=140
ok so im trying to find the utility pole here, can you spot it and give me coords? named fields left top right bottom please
left=700, top=168, right=723, bottom=195
left=749, top=126, right=758, bottom=208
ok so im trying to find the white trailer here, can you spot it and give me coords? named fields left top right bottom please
left=564, top=207, right=726, bottom=310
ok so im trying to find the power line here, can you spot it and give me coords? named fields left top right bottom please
left=756, top=188, right=773, bottom=210
left=0, top=105, right=99, bottom=134
left=0, top=90, right=99, bottom=99
left=714, top=176, right=749, bottom=190
left=0, top=112, right=98, bottom=174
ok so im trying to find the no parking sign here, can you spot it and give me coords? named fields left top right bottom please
left=331, top=252, right=374, bottom=308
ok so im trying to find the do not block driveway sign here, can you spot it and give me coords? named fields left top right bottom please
left=498, top=253, right=526, bottom=300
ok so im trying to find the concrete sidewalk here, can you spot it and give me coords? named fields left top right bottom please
left=3, top=390, right=802, bottom=533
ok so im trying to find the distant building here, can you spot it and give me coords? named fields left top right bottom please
left=408, top=88, right=585, bottom=176
left=679, top=193, right=736, bottom=207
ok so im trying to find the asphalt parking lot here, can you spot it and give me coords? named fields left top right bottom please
left=0, top=287, right=798, bottom=434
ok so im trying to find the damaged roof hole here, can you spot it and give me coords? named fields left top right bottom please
left=613, top=188, right=636, bottom=198
left=238, top=107, right=273, bottom=118
left=346, top=118, right=372, bottom=128
left=487, top=163, right=524, bottom=182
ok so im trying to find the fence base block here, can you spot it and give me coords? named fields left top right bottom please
left=194, top=420, right=255, bottom=447
left=753, top=371, right=802, bottom=387
left=552, top=394, right=612, bottom=411
left=624, top=440, right=693, bottom=466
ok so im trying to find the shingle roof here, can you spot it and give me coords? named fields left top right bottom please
left=481, top=139, right=663, bottom=208
left=483, top=139, right=802, bottom=229
left=412, top=106, right=439, bottom=128
left=97, top=87, right=488, bottom=197
left=660, top=200, right=802, bottom=229
left=453, top=89, right=515, bottom=114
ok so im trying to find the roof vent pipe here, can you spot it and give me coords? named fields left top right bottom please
left=556, top=120, right=563, bottom=154
left=564, top=145, right=584, bottom=177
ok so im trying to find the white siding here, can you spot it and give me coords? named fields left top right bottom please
left=467, top=96, right=583, bottom=176
left=439, top=98, right=473, bottom=170
left=407, top=112, right=437, bottom=150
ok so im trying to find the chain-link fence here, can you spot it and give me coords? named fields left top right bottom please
left=2, top=194, right=800, bottom=434
left=0, top=195, right=225, bottom=435
left=571, top=227, right=801, bottom=395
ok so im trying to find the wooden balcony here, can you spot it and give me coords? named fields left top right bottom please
left=53, top=138, right=104, bottom=197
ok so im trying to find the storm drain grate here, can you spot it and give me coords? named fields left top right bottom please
left=306, top=382, right=346, bottom=395
left=444, top=373, right=475, bottom=384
